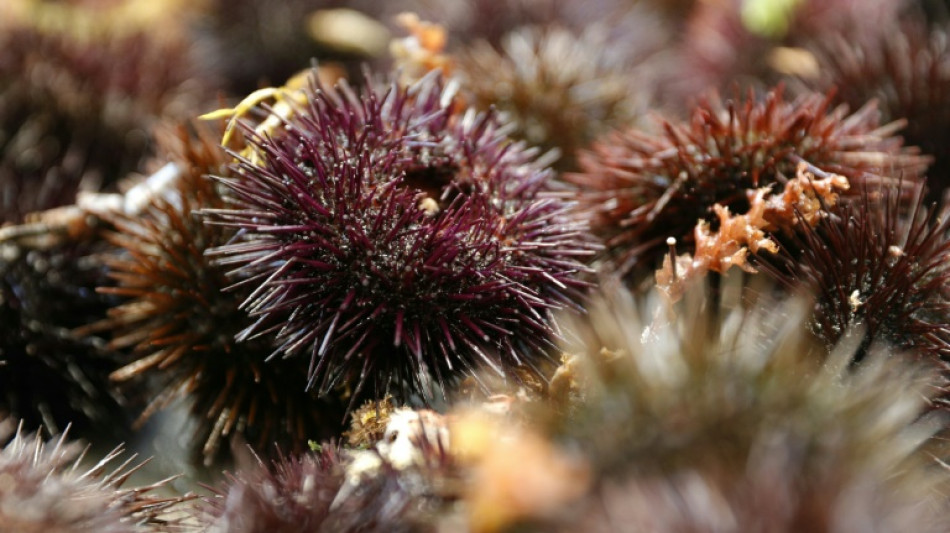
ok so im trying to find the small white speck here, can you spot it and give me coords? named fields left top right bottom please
left=849, top=290, right=863, bottom=312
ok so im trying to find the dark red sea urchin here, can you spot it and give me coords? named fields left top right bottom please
left=568, top=87, right=929, bottom=277
left=758, top=181, right=950, bottom=364
left=205, top=70, right=596, bottom=404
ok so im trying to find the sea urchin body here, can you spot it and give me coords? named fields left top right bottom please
left=205, top=70, right=596, bottom=403
left=569, top=87, right=928, bottom=276
left=758, top=182, right=950, bottom=364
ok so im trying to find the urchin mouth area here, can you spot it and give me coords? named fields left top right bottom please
left=400, top=160, right=468, bottom=215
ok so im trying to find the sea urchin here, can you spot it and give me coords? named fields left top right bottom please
left=568, top=86, right=928, bottom=276
left=758, top=181, right=950, bottom=364
left=205, top=69, right=596, bottom=404
left=0, top=417, right=190, bottom=532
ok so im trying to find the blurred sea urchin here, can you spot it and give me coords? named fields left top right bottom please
left=0, top=416, right=190, bottom=532
left=455, top=278, right=950, bottom=531
left=0, top=0, right=207, bottom=224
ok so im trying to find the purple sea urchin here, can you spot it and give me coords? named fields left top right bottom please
left=98, top=124, right=345, bottom=463
left=758, top=182, right=950, bottom=363
left=0, top=417, right=190, bottom=532
left=568, top=87, right=928, bottom=276
left=205, top=70, right=596, bottom=402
